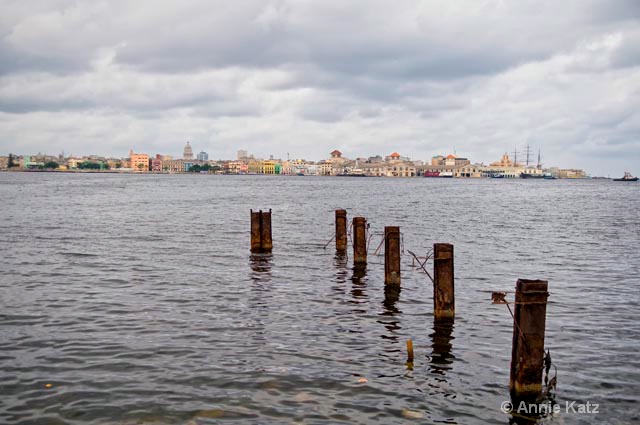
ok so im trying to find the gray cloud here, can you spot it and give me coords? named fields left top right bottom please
left=0, top=0, right=639, bottom=175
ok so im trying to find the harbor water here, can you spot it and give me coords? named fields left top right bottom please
left=1, top=173, right=639, bottom=424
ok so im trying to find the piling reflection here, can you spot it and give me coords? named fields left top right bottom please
left=378, top=286, right=402, bottom=357
left=249, top=253, right=272, bottom=284
left=382, top=286, right=401, bottom=314
left=429, top=317, right=455, bottom=377
left=334, top=253, right=349, bottom=280
left=333, top=253, right=349, bottom=294
left=350, top=264, right=368, bottom=306
left=507, top=396, right=555, bottom=425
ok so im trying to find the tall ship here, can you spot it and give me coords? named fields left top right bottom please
left=613, top=172, right=638, bottom=182
left=519, top=148, right=547, bottom=179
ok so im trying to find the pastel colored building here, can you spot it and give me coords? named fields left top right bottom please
left=130, top=150, right=150, bottom=172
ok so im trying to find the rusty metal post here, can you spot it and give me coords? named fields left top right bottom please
left=250, top=209, right=272, bottom=253
left=384, top=226, right=401, bottom=286
left=250, top=209, right=262, bottom=253
left=509, top=279, right=549, bottom=400
left=433, top=243, right=454, bottom=319
left=335, top=209, right=347, bottom=253
left=352, top=217, right=367, bottom=265
left=260, top=209, right=272, bottom=253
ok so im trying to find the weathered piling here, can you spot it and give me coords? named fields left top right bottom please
left=406, top=339, right=414, bottom=363
left=250, top=209, right=272, bottom=253
left=384, top=226, right=401, bottom=286
left=352, top=217, right=367, bottom=265
left=335, top=209, right=348, bottom=253
left=509, top=279, right=549, bottom=400
left=433, top=243, right=454, bottom=319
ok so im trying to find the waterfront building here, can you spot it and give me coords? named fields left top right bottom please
left=247, top=159, right=261, bottom=174
left=106, top=158, right=121, bottom=169
left=431, top=154, right=471, bottom=167
left=280, top=160, right=296, bottom=175
left=386, top=152, right=402, bottom=162
left=183, top=142, right=194, bottom=160
left=150, top=154, right=163, bottom=172
left=431, top=155, right=445, bottom=166
left=130, top=150, right=150, bottom=172
left=67, top=157, right=80, bottom=169
left=490, top=153, right=519, bottom=168
left=263, top=160, right=276, bottom=174
left=326, top=149, right=349, bottom=175
left=358, top=152, right=416, bottom=177
left=197, top=151, right=208, bottom=161
left=557, top=169, right=587, bottom=179
left=121, top=158, right=131, bottom=169
left=454, top=164, right=484, bottom=178
left=225, top=161, right=241, bottom=174
left=163, top=159, right=185, bottom=173
left=319, top=161, right=333, bottom=176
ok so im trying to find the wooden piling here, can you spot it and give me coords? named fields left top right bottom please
left=352, top=217, right=367, bottom=265
left=433, top=243, right=454, bottom=319
left=250, top=209, right=272, bottom=253
left=335, top=209, right=347, bottom=253
left=509, top=279, right=549, bottom=400
left=406, top=339, right=414, bottom=363
left=384, top=226, right=401, bottom=286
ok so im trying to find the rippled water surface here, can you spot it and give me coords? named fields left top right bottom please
left=1, top=173, right=639, bottom=424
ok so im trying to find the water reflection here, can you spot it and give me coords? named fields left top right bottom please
left=378, top=286, right=402, bottom=362
left=429, top=318, right=455, bottom=377
left=333, top=253, right=349, bottom=295
left=249, top=253, right=272, bottom=284
left=382, top=286, right=401, bottom=315
left=350, top=264, right=368, bottom=309
left=334, top=253, right=349, bottom=285
left=507, top=397, right=555, bottom=425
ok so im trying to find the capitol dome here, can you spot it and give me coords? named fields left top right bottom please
left=183, top=141, right=193, bottom=160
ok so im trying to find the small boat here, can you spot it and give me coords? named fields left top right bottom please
left=613, top=172, right=638, bottom=182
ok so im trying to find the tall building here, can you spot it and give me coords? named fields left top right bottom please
left=183, top=142, right=194, bottom=160
left=129, top=149, right=149, bottom=172
left=197, top=151, right=208, bottom=161
left=237, top=149, right=248, bottom=160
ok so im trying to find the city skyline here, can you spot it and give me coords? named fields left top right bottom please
left=1, top=1, right=639, bottom=176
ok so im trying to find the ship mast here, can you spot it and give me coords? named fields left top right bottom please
left=524, top=144, right=532, bottom=166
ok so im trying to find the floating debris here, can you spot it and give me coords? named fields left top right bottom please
left=194, top=409, right=225, bottom=419
left=294, top=391, right=314, bottom=402
left=401, top=409, right=424, bottom=419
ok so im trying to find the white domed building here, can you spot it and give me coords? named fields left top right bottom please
left=183, top=142, right=194, bottom=160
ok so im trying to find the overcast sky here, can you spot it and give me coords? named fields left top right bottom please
left=1, top=0, right=639, bottom=175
